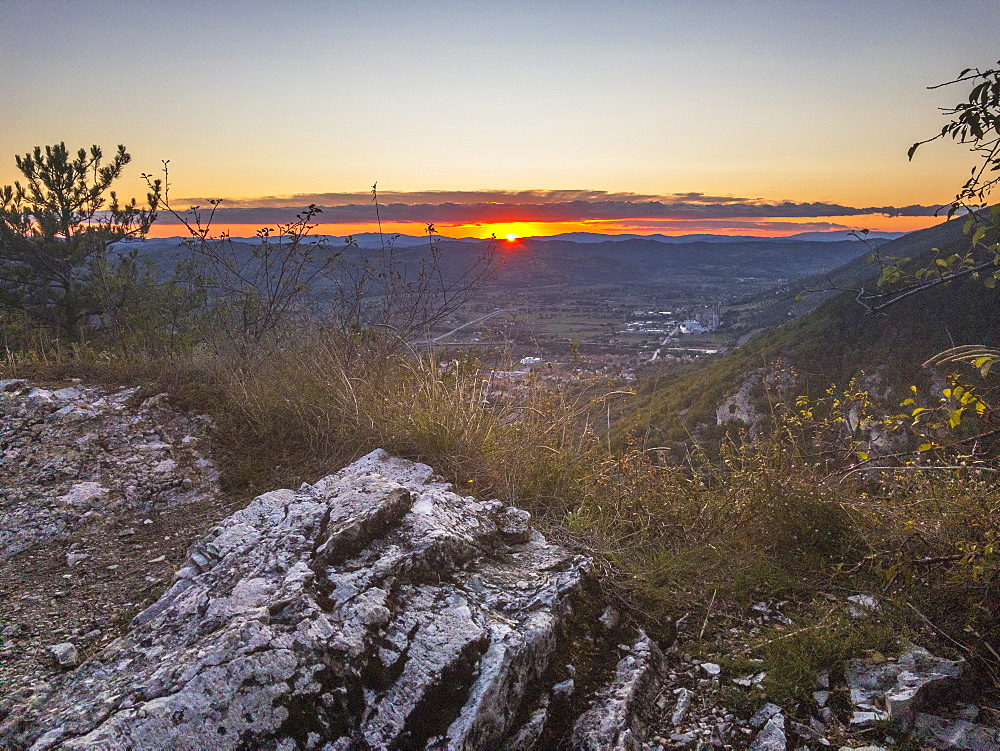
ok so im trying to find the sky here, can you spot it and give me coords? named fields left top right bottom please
left=1, top=0, right=998, bottom=239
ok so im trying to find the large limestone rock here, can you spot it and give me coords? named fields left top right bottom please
left=0, top=450, right=636, bottom=750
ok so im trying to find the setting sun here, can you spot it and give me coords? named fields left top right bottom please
left=505, top=233, right=518, bottom=242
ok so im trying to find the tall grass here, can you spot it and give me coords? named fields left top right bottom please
left=6, top=327, right=998, bottom=707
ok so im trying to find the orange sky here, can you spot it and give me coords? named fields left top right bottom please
left=3, top=2, right=996, bottom=242
left=144, top=213, right=944, bottom=240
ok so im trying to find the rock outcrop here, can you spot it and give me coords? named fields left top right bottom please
left=845, top=645, right=1000, bottom=749
left=0, top=450, right=670, bottom=750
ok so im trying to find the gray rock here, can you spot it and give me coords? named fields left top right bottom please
left=52, top=387, right=83, bottom=400
left=669, top=730, right=698, bottom=746
left=1, top=622, right=25, bottom=638
left=885, top=655, right=964, bottom=730
left=846, top=594, right=879, bottom=618
left=750, top=714, right=786, bottom=751
left=65, top=552, right=90, bottom=567
left=599, top=605, right=620, bottom=630
left=913, top=712, right=1000, bottom=750
left=552, top=678, right=575, bottom=697
left=0, top=381, right=217, bottom=561
left=59, top=483, right=107, bottom=507
left=790, top=718, right=828, bottom=745
left=571, top=631, right=666, bottom=750
left=733, top=670, right=766, bottom=687
left=49, top=643, right=78, bottom=668
left=494, top=505, right=532, bottom=544
left=750, top=702, right=784, bottom=728
left=671, top=687, right=693, bottom=725
left=808, top=716, right=830, bottom=745
left=500, top=696, right=549, bottom=751
left=846, top=645, right=964, bottom=731
left=1, top=450, right=594, bottom=751
left=851, top=710, right=887, bottom=726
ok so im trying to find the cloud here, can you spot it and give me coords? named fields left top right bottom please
left=174, top=189, right=668, bottom=208
left=596, top=219, right=856, bottom=232
left=154, top=191, right=946, bottom=226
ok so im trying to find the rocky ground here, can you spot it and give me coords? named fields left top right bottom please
left=0, top=380, right=997, bottom=750
left=0, top=379, right=238, bottom=709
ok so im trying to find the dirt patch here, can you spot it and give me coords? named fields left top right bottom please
left=0, top=380, right=249, bottom=709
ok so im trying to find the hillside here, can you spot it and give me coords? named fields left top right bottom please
left=724, top=216, right=968, bottom=339
left=618, top=218, right=1000, bottom=446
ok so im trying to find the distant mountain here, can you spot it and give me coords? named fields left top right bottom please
left=146, top=229, right=907, bottom=247
left=190, top=233, right=451, bottom=249
left=530, top=232, right=773, bottom=244
left=495, top=230, right=904, bottom=244
left=781, top=230, right=903, bottom=242
left=461, top=237, right=870, bottom=291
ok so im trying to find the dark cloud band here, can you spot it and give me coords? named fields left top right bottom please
left=154, top=197, right=945, bottom=225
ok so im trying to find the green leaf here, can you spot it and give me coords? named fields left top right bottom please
left=918, top=443, right=933, bottom=452
left=949, top=409, right=963, bottom=429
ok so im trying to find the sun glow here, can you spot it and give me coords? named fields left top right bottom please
left=141, top=213, right=946, bottom=241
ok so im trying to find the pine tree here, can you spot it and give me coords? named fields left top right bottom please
left=0, top=143, right=161, bottom=339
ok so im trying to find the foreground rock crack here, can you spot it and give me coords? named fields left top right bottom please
left=1, top=450, right=603, bottom=750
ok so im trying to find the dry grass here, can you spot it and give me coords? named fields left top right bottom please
left=6, top=330, right=998, bottom=705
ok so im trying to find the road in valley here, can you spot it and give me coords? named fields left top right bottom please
left=411, top=308, right=514, bottom=345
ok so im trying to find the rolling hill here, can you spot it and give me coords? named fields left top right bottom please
left=617, top=215, right=1000, bottom=447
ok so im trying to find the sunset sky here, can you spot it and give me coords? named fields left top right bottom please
left=1, top=0, right=997, bottom=239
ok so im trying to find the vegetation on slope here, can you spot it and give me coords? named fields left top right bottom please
left=617, top=225, right=1000, bottom=451
left=724, top=216, right=968, bottom=336
left=8, top=329, right=998, bottom=714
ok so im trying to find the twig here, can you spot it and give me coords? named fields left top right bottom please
left=905, top=602, right=972, bottom=655
left=699, top=589, right=717, bottom=641
left=837, top=465, right=998, bottom=483
left=741, top=622, right=827, bottom=654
